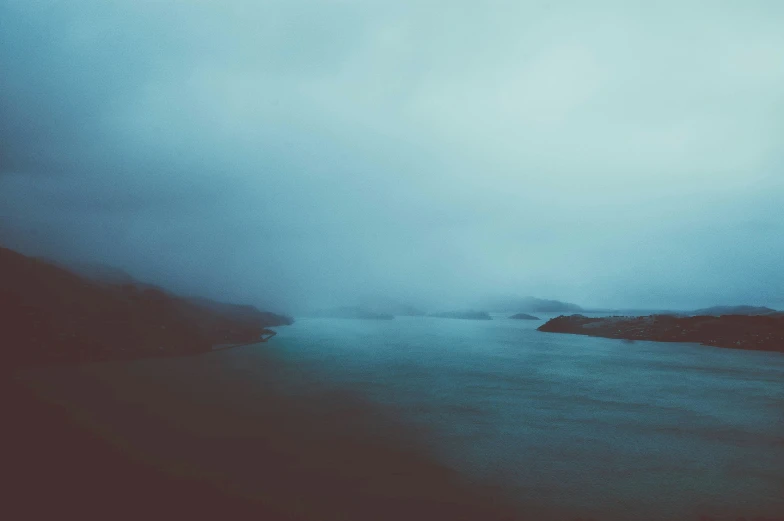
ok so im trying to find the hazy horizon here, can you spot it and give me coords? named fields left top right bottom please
left=2, top=1, right=783, bottom=313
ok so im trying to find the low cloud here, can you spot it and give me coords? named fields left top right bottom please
left=2, top=0, right=783, bottom=311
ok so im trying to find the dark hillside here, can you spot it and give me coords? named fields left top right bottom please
left=538, top=314, right=784, bottom=353
left=0, top=246, right=290, bottom=367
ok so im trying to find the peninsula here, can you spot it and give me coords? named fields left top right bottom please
left=538, top=314, right=784, bottom=353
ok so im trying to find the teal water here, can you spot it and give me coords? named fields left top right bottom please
left=21, top=315, right=784, bottom=520
left=261, top=315, right=784, bottom=520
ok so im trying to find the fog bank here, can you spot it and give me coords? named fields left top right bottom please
left=2, top=0, right=783, bottom=312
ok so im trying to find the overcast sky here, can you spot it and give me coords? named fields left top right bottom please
left=1, top=0, right=783, bottom=312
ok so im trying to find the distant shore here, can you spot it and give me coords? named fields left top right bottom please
left=2, top=245, right=534, bottom=520
left=538, top=314, right=784, bottom=353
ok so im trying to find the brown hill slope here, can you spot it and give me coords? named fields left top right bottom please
left=538, top=314, right=784, bottom=352
left=0, top=246, right=291, bottom=367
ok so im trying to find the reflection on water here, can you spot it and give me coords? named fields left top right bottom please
left=20, top=314, right=784, bottom=520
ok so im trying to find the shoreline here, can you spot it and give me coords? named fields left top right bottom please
left=538, top=314, right=784, bottom=353
left=211, top=329, right=278, bottom=351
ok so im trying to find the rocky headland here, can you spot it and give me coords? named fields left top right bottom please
left=538, top=313, right=784, bottom=353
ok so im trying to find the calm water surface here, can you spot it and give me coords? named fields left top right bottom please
left=268, top=315, right=784, bottom=520
left=23, top=314, right=784, bottom=520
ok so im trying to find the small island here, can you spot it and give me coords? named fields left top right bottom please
left=538, top=314, right=784, bottom=353
left=429, top=311, right=492, bottom=320
left=509, top=313, right=540, bottom=320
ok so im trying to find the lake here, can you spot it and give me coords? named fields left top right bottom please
left=19, top=314, right=784, bottom=520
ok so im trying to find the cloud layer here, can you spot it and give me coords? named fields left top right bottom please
left=2, top=0, right=783, bottom=311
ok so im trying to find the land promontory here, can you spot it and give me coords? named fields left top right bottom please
left=538, top=314, right=784, bottom=353
left=1, top=246, right=292, bottom=368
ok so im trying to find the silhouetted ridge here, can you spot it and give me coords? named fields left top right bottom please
left=0, top=246, right=291, bottom=367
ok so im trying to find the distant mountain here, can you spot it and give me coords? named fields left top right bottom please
left=310, top=306, right=394, bottom=320
left=480, top=296, right=583, bottom=313
left=429, top=310, right=492, bottom=320
left=692, top=305, right=779, bottom=316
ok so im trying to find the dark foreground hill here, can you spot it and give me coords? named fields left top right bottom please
left=538, top=314, right=784, bottom=353
left=0, top=246, right=291, bottom=367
